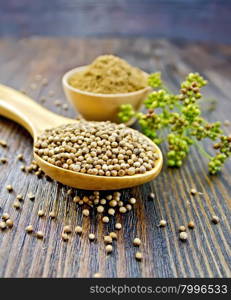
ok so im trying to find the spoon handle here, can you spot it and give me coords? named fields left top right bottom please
left=0, top=84, right=70, bottom=138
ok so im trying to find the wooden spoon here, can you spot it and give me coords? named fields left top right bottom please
left=0, top=84, right=163, bottom=190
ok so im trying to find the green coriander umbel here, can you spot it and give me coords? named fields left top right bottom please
left=118, top=72, right=231, bottom=174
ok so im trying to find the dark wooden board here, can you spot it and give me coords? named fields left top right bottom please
left=1, top=0, right=231, bottom=43
left=0, top=38, right=230, bottom=278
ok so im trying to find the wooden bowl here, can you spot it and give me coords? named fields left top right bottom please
left=62, top=66, right=151, bottom=123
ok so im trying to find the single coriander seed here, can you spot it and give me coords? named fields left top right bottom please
left=49, top=211, right=56, bottom=219
left=25, top=225, right=33, bottom=233
left=159, top=220, right=167, bottom=227
left=179, top=226, right=186, bottom=232
left=62, top=233, right=69, bottom=241
left=115, top=223, right=122, bottom=230
left=93, top=272, right=102, bottom=278
left=105, top=244, right=113, bottom=254
left=6, top=185, right=13, bottom=192
left=17, top=154, right=24, bottom=161
left=13, top=201, right=21, bottom=209
left=0, top=221, right=7, bottom=230
left=75, top=226, right=83, bottom=234
left=36, top=231, right=44, bottom=239
left=2, top=213, right=10, bottom=220
left=211, top=215, right=220, bottom=224
left=6, top=219, right=13, bottom=228
left=149, top=193, right=155, bottom=200
left=97, top=206, right=104, bottom=213
left=38, top=210, right=45, bottom=217
left=190, top=188, right=197, bottom=195
left=109, top=232, right=117, bottom=240
left=102, top=216, right=109, bottom=223
left=129, top=198, right=136, bottom=205
left=135, top=252, right=143, bottom=261
left=82, top=209, right=90, bottom=217
left=16, top=194, right=23, bottom=201
left=179, top=232, right=188, bottom=241
left=133, top=238, right=141, bottom=246
left=104, top=235, right=112, bottom=244
left=188, top=221, right=195, bottom=229
left=89, top=233, right=95, bottom=241
left=63, top=225, right=72, bottom=233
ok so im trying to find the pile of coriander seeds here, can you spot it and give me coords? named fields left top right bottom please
left=34, top=120, right=159, bottom=176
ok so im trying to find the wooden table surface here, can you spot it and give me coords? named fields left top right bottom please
left=0, top=38, right=230, bottom=278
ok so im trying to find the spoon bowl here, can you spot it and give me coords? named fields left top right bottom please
left=0, top=84, right=163, bottom=190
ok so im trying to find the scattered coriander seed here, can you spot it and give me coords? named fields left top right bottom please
left=36, top=231, right=44, bottom=239
left=159, top=220, right=167, bottom=227
left=108, top=208, right=115, bottom=216
left=179, top=232, right=188, bottom=241
left=89, top=233, right=95, bottom=241
left=82, top=209, right=90, bottom=217
left=179, top=226, right=186, bottom=232
left=0, top=157, right=7, bottom=164
left=129, top=198, right=136, bottom=205
left=28, top=193, right=35, bottom=200
left=13, top=201, right=21, bottom=209
left=102, top=216, right=109, bottom=223
left=6, top=219, right=13, bottom=228
left=105, top=244, right=113, bottom=254
left=75, top=226, right=82, bottom=234
left=62, top=233, right=69, bottom=241
left=6, top=185, right=13, bottom=192
left=104, top=235, right=112, bottom=244
left=135, top=251, right=143, bottom=261
left=2, top=213, right=10, bottom=221
left=188, top=221, right=195, bottom=229
left=0, top=140, right=7, bottom=147
left=40, top=97, right=46, bottom=103
left=49, top=211, right=56, bottom=219
left=133, top=238, right=141, bottom=246
left=109, top=232, right=117, bottom=240
left=16, top=194, right=23, bottom=201
left=190, top=188, right=197, bottom=195
left=25, top=225, right=33, bottom=233
left=211, top=215, right=220, bottom=224
left=38, top=210, right=45, bottom=217
left=149, top=193, right=155, bottom=200
left=20, top=165, right=26, bottom=172
left=224, top=120, right=230, bottom=126
left=63, top=225, right=72, bottom=233
left=115, top=223, right=122, bottom=230
left=119, top=206, right=127, bottom=214
left=0, top=221, right=7, bottom=230
left=93, top=272, right=102, bottom=278
left=17, top=154, right=24, bottom=161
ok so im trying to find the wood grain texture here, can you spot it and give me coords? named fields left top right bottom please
left=0, top=38, right=230, bottom=278
left=0, top=0, right=231, bottom=43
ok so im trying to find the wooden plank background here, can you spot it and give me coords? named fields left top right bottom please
left=0, top=0, right=231, bottom=43
left=0, top=38, right=230, bottom=278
